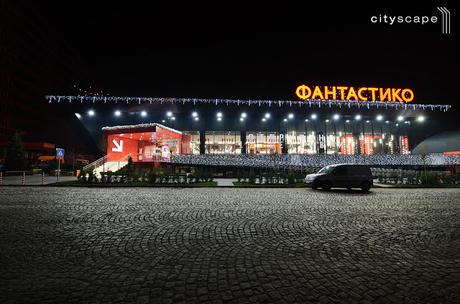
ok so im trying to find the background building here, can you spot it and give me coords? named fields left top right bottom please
left=48, top=95, right=450, bottom=161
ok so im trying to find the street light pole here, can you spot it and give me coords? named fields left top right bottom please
left=325, top=121, right=328, bottom=155
left=314, top=120, right=318, bottom=154
left=344, top=121, right=347, bottom=155
left=56, top=158, right=60, bottom=182
left=371, top=121, right=375, bottom=155
left=304, top=120, right=308, bottom=154
left=388, top=122, right=393, bottom=154
left=333, top=121, right=337, bottom=155
left=380, top=123, right=384, bottom=154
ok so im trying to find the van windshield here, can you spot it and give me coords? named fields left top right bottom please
left=317, top=166, right=335, bottom=174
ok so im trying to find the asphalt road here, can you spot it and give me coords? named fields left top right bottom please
left=0, top=187, right=459, bottom=303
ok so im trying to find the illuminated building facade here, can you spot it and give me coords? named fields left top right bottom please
left=47, top=89, right=450, bottom=160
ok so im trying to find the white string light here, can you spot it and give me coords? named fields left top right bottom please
left=44, top=95, right=452, bottom=111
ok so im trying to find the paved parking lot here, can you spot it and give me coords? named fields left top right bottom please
left=0, top=187, right=459, bottom=303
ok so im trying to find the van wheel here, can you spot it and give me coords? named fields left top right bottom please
left=361, top=182, right=371, bottom=192
left=322, top=181, right=332, bottom=191
left=311, top=180, right=319, bottom=190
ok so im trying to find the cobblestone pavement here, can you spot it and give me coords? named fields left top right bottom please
left=0, top=187, right=459, bottom=303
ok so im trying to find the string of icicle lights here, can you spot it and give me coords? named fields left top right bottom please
left=45, top=95, right=451, bottom=112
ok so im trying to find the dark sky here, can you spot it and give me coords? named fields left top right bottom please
left=42, top=2, right=457, bottom=102
left=3, top=1, right=458, bottom=151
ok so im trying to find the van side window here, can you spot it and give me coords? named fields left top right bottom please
left=348, top=166, right=359, bottom=175
left=334, top=166, right=347, bottom=176
left=349, top=166, right=370, bottom=175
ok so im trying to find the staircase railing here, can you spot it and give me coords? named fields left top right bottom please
left=112, top=153, right=133, bottom=172
left=82, top=153, right=134, bottom=174
left=83, top=155, right=107, bottom=172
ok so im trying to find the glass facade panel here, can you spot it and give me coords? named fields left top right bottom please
left=185, top=130, right=409, bottom=155
left=182, top=131, right=200, bottom=155
left=205, top=131, right=241, bottom=154
left=340, top=133, right=355, bottom=155
left=284, top=131, right=407, bottom=155
left=246, top=132, right=281, bottom=154
left=400, top=135, right=410, bottom=154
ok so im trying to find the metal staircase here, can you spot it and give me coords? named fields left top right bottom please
left=82, top=154, right=132, bottom=178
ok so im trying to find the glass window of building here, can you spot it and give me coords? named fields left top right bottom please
left=340, top=133, right=355, bottom=155
left=246, top=131, right=280, bottom=154
left=205, top=131, right=241, bottom=154
left=286, top=131, right=300, bottom=154
left=400, top=135, right=410, bottom=154
left=182, top=131, right=200, bottom=155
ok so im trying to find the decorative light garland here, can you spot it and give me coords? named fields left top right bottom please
left=102, top=123, right=182, bottom=134
left=45, top=95, right=451, bottom=112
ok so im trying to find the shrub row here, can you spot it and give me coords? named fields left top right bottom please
left=236, top=169, right=305, bottom=185
left=378, top=171, right=460, bottom=186
left=77, top=169, right=214, bottom=184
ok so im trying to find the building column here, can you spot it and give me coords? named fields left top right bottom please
left=240, top=131, right=246, bottom=154
left=199, top=130, right=206, bottom=155
left=354, top=132, right=361, bottom=155
left=280, top=130, right=288, bottom=154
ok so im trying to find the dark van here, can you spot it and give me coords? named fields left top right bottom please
left=305, top=164, right=373, bottom=192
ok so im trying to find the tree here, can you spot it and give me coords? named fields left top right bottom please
left=248, top=168, right=256, bottom=184
left=147, top=170, right=157, bottom=184
left=236, top=170, right=242, bottom=183
left=5, top=133, right=26, bottom=170
left=421, top=153, right=427, bottom=184
left=126, top=156, right=133, bottom=178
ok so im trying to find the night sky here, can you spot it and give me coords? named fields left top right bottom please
left=44, top=3, right=457, bottom=99
left=3, top=2, right=458, bottom=152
